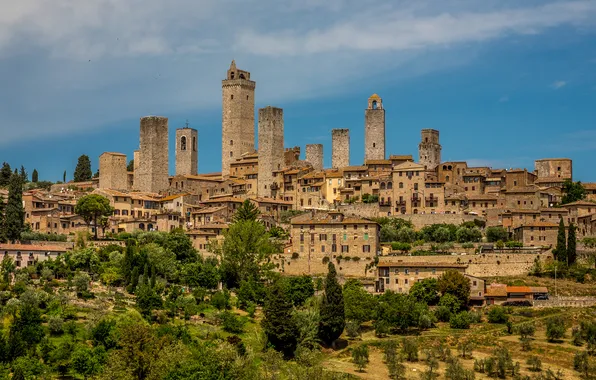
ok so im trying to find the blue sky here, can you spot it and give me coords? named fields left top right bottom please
left=1, top=0, right=595, bottom=182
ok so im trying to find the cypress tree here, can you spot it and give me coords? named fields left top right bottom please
left=553, top=219, right=566, bottom=263
left=31, top=169, right=38, bottom=183
left=74, top=155, right=92, bottom=182
left=261, top=279, right=299, bottom=358
left=63, top=170, right=66, bottom=183
left=143, top=264, right=149, bottom=286
left=19, top=166, right=27, bottom=182
left=5, top=173, right=24, bottom=242
left=123, top=240, right=135, bottom=284
left=150, top=265, right=156, bottom=289
left=0, top=194, right=6, bottom=243
left=0, top=162, right=11, bottom=187
left=129, top=267, right=140, bottom=293
left=567, top=223, right=577, bottom=266
left=319, top=262, right=345, bottom=347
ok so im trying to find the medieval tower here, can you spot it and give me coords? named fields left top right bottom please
left=175, top=124, right=198, bottom=176
left=137, top=116, right=169, bottom=193
left=332, top=129, right=350, bottom=169
left=418, top=129, right=442, bottom=170
left=306, top=144, right=324, bottom=171
left=257, top=106, right=284, bottom=198
left=364, top=94, right=385, bottom=161
left=221, top=60, right=256, bottom=178
left=99, top=152, right=127, bottom=190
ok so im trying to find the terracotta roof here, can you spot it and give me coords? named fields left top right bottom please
left=486, top=286, right=508, bottom=297
left=290, top=212, right=376, bottom=225
left=506, top=186, right=538, bottom=194
left=160, top=193, right=191, bottom=202
left=251, top=197, right=294, bottom=205
left=535, top=177, right=566, bottom=183
left=0, top=244, right=69, bottom=252
left=539, top=208, right=567, bottom=213
left=365, top=159, right=391, bottom=165
left=529, top=286, right=548, bottom=293
left=506, top=286, right=532, bottom=293
left=377, top=261, right=467, bottom=268
left=202, top=196, right=244, bottom=204
left=389, top=155, right=414, bottom=161
left=183, top=174, right=224, bottom=182
left=583, top=183, right=596, bottom=190
left=192, top=206, right=227, bottom=214
left=343, top=166, right=368, bottom=172
left=467, top=194, right=498, bottom=201
left=560, top=201, right=596, bottom=207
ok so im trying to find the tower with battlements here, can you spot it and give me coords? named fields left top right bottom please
left=258, top=106, right=284, bottom=198
left=175, top=124, right=198, bottom=176
left=332, top=129, right=350, bottom=169
left=364, top=94, right=385, bottom=161
left=137, top=116, right=169, bottom=193
left=418, top=129, right=441, bottom=170
left=221, top=60, right=256, bottom=178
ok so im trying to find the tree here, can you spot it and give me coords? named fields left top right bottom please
left=75, top=194, right=114, bottom=239
left=5, top=172, right=25, bottom=242
left=553, top=219, right=567, bottom=262
left=74, top=154, right=93, bottom=182
left=72, top=345, right=103, bottom=379
left=409, top=278, right=440, bottom=305
left=487, top=306, right=509, bottom=324
left=486, top=226, right=509, bottom=242
left=344, top=279, right=376, bottom=324
left=562, top=179, right=586, bottom=204
left=0, top=162, right=11, bottom=186
left=445, top=357, right=475, bottom=380
left=0, top=194, right=6, bottom=243
left=567, top=223, right=577, bottom=266
left=352, top=345, right=369, bottom=372
left=262, top=279, right=299, bottom=358
left=286, top=275, right=315, bottom=307
left=437, top=270, right=470, bottom=310
left=31, top=169, right=38, bottom=183
left=18, top=166, right=28, bottom=182
left=233, top=199, right=260, bottom=222
left=127, top=159, right=134, bottom=172
left=63, top=170, right=66, bottom=183
left=318, top=262, right=345, bottom=347
left=546, top=316, right=566, bottom=342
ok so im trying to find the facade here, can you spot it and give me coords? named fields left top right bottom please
left=418, top=129, right=441, bottom=171
left=0, top=244, right=69, bottom=269
left=331, top=129, right=350, bottom=169
left=534, top=158, right=572, bottom=181
left=99, top=152, right=128, bottom=190
left=175, top=127, right=198, bottom=176
left=364, top=94, right=385, bottom=161
left=136, top=116, right=169, bottom=193
left=221, top=60, right=256, bottom=178
left=257, top=106, right=284, bottom=198
left=305, top=144, right=324, bottom=171
left=512, top=221, right=559, bottom=247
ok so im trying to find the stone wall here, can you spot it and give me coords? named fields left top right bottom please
left=175, top=128, right=198, bottom=176
left=99, top=152, right=128, bottom=190
left=276, top=253, right=378, bottom=279
left=364, top=95, right=385, bottom=161
left=418, top=129, right=441, bottom=170
left=137, top=116, right=169, bottom=193
left=405, top=213, right=482, bottom=229
left=284, top=146, right=301, bottom=167
left=535, top=158, right=572, bottom=179
left=337, top=203, right=380, bottom=219
left=305, top=144, right=323, bottom=170
left=133, top=150, right=140, bottom=190
left=221, top=62, right=256, bottom=178
left=533, top=296, right=596, bottom=308
left=332, top=129, right=350, bottom=169
left=257, top=106, right=284, bottom=197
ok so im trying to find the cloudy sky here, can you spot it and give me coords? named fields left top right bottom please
left=1, top=0, right=595, bottom=181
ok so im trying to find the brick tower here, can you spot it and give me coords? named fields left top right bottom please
left=137, top=116, right=169, bottom=193
left=175, top=123, right=198, bottom=176
left=221, top=60, right=256, bottom=178
left=257, top=106, right=284, bottom=198
left=364, top=94, right=385, bottom=161
left=332, top=129, right=350, bottom=169
left=418, top=129, right=441, bottom=170
left=306, top=144, right=323, bottom=170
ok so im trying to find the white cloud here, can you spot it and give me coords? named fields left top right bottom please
left=551, top=80, right=567, bottom=89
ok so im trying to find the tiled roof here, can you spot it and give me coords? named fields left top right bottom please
left=0, top=244, right=69, bottom=252
left=160, top=193, right=191, bottom=202
left=506, top=286, right=532, bottom=293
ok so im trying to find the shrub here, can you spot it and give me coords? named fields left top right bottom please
left=211, top=290, right=231, bottom=310
left=450, top=312, right=471, bottom=329
left=527, top=356, right=542, bottom=372
left=402, top=338, right=419, bottom=362
left=435, top=306, right=452, bottom=322
left=322, top=257, right=330, bottom=264
left=48, top=315, right=64, bottom=335
left=487, top=306, right=509, bottom=324
left=346, top=320, right=361, bottom=339
left=352, top=345, right=369, bottom=372
left=291, top=252, right=299, bottom=259
left=220, top=311, right=245, bottom=334
left=505, top=241, right=523, bottom=248
left=390, top=242, right=412, bottom=253
left=461, top=242, right=475, bottom=249
left=438, top=293, right=461, bottom=314
left=468, top=310, right=482, bottom=324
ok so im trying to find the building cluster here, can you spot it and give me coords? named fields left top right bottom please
left=17, top=61, right=596, bottom=262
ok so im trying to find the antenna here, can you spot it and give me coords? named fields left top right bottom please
left=184, top=119, right=190, bottom=128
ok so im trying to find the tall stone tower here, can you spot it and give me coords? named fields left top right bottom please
left=306, top=144, right=323, bottom=170
left=99, top=152, right=127, bottom=190
left=257, top=106, right=284, bottom=198
left=175, top=124, right=198, bottom=176
left=418, top=129, right=441, bottom=170
left=332, top=129, right=350, bottom=169
left=137, top=116, right=169, bottom=193
left=364, top=94, right=385, bottom=161
left=222, top=60, right=256, bottom=178
left=132, top=150, right=140, bottom=189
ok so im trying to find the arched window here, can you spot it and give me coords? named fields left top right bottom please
left=372, top=100, right=378, bottom=109
left=230, top=72, right=235, bottom=79
left=380, top=182, right=386, bottom=190
left=180, top=136, right=187, bottom=151
left=230, top=140, right=233, bottom=146
left=373, top=142, right=376, bottom=148
left=399, top=182, right=403, bottom=188
left=443, top=165, right=447, bottom=170
left=139, top=223, right=145, bottom=231
left=239, top=73, right=246, bottom=79
left=446, top=175, right=450, bottom=182
left=413, top=209, right=418, bottom=214
left=387, top=182, right=393, bottom=189
left=193, top=136, right=197, bottom=151
left=425, top=137, right=428, bottom=143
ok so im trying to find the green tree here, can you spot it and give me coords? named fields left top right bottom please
left=437, top=270, right=470, bottom=310
left=286, top=275, right=315, bottom=307
left=546, top=316, right=566, bottom=342
left=409, top=278, right=440, bottom=305
left=63, top=170, right=66, bottom=183
left=127, top=159, right=134, bottom=172
left=0, top=194, right=6, bottom=243
left=319, top=262, right=345, bottom=347
left=1, top=255, right=15, bottom=283
left=233, top=199, right=260, bottom=222
left=486, top=226, right=509, bottom=242
left=487, top=306, right=509, bottom=324
left=553, top=218, right=567, bottom=262
left=5, top=172, right=25, bottom=242
left=352, top=345, right=369, bottom=372
left=344, top=279, right=376, bottom=324
left=262, top=279, right=299, bottom=358
left=18, top=166, right=28, bottom=182
left=567, top=223, right=577, bottom=266
left=74, top=154, right=93, bottom=182
left=31, top=169, right=38, bottom=183
left=75, top=194, right=114, bottom=239
left=0, top=162, right=12, bottom=186
left=72, top=345, right=103, bottom=379
left=562, top=179, right=586, bottom=204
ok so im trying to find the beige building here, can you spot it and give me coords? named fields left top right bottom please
left=0, top=244, right=69, bottom=269
left=391, top=161, right=426, bottom=214
left=513, top=221, right=559, bottom=247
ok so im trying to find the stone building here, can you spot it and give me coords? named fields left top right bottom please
left=535, top=158, right=572, bottom=180
left=284, top=147, right=301, bottom=167
left=332, top=129, right=350, bottom=169
left=257, top=106, right=284, bottom=198
left=175, top=126, right=198, bottom=176
left=418, top=129, right=441, bottom=170
left=133, top=150, right=140, bottom=189
left=221, top=60, right=256, bottom=178
left=305, top=144, right=324, bottom=170
left=364, top=94, right=385, bottom=161
left=136, top=116, right=169, bottom=193
left=99, top=152, right=128, bottom=190
left=391, top=161, right=426, bottom=214
left=513, top=221, right=559, bottom=247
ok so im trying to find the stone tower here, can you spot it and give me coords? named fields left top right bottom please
left=99, top=152, right=127, bottom=190
left=418, top=129, right=441, bottom=170
left=284, top=146, right=301, bottom=167
left=257, top=106, right=284, bottom=198
left=306, top=144, right=323, bottom=170
left=364, top=94, right=385, bottom=161
left=132, top=150, right=140, bottom=189
left=137, top=116, right=169, bottom=193
left=222, top=60, right=256, bottom=178
left=175, top=125, right=198, bottom=176
left=332, top=129, right=350, bottom=169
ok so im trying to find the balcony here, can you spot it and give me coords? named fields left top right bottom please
left=425, top=196, right=439, bottom=202
left=411, top=197, right=421, bottom=202
left=395, top=200, right=406, bottom=206
left=379, top=201, right=391, bottom=207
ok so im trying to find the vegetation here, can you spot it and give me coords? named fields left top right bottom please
left=561, top=179, right=586, bottom=204
left=74, top=154, right=93, bottom=182
left=75, top=194, right=114, bottom=239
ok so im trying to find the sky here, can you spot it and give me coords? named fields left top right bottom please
left=1, top=0, right=595, bottom=182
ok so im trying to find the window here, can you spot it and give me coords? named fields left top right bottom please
left=319, top=234, right=327, bottom=241
left=300, top=234, right=304, bottom=242
left=395, top=279, right=399, bottom=284
left=414, top=183, right=418, bottom=191
left=332, top=244, right=337, bottom=252
left=343, top=233, right=347, bottom=241
left=399, top=182, right=403, bottom=188
left=363, top=245, right=371, bottom=253
left=364, top=233, right=369, bottom=241
left=405, top=279, right=409, bottom=285
left=473, top=281, right=477, bottom=286
left=405, top=269, right=409, bottom=274
left=353, top=225, right=357, bottom=230
left=321, top=246, right=325, bottom=253
left=431, top=269, right=436, bottom=274
left=341, top=245, right=349, bottom=253
left=180, top=136, right=187, bottom=151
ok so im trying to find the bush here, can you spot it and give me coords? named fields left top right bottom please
left=291, top=252, right=299, bottom=259
left=468, top=310, right=482, bottom=324
left=48, top=315, right=64, bottom=335
left=486, top=227, right=508, bottom=242
left=352, top=345, right=369, bottom=372
left=461, top=242, right=475, bottom=249
left=438, top=293, right=461, bottom=314
left=219, top=311, right=245, bottom=334
left=505, top=241, right=523, bottom=248
left=435, top=306, right=452, bottom=322
left=346, top=320, right=361, bottom=338
left=211, top=290, right=231, bottom=310
left=527, top=356, right=542, bottom=372
left=402, top=338, right=419, bottom=362
left=390, top=242, right=412, bottom=253
left=450, top=312, right=471, bottom=329
left=487, top=306, right=509, bottom=324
